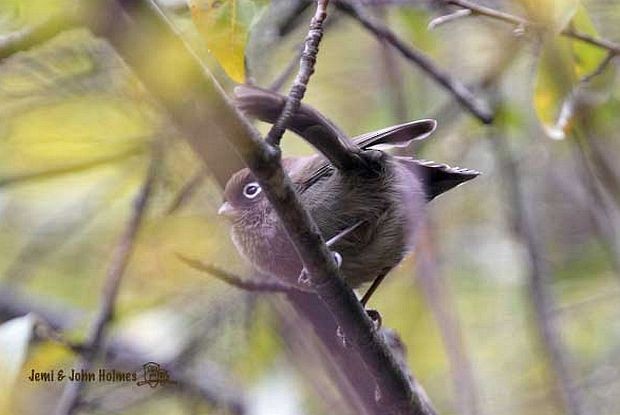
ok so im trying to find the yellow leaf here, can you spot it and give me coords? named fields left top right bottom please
left=189, top=0, right=267, bottom=83
left=519, top=0, right=579, bottom=32
left=532, top=4, right=609, bottom=139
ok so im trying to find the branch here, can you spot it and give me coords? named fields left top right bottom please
left=414, top=224, right=480, bottom=415
left=0, top=289, right=247, bottom=415
left=487, top=101, right=586, bottom=415
left=177, top=254, right=300, bottom=293
left=443, top=0, right=528, bottom=27
left=265, top=0, right=330, bottom=147
left=374, top=6, right=408, bottom=123
left=55, top=145, right=160, bottom=415
left=443, top=0, right=620, bottom=55
left=335, top=0, right=494, bottom=124
left=562, top=27, right=620, bottom=55
left=165, top=167, right=208, bottom=214
left=0, top=146, right=144, bottom=188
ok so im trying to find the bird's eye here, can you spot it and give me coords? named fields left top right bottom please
left=242, top=182, right=262, bottom=199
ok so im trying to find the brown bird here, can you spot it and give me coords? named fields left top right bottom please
left=219, top=86, right=479, bottom=305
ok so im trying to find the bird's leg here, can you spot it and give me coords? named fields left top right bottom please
left=361, top=271, right=389, bottom=306
left=325, top=221, right=388, bottom=327
left=360, top=270, right=390, bottom=328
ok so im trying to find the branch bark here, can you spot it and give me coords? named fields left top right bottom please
left=265, top=0, right=330, bottom=146
left=443, top=0, right=620, bottom=55
left=55, top=145, right=160, bottom=415
left=0, top=289, right=247, bottom=415
left=335, top=0, right=494, bottom=124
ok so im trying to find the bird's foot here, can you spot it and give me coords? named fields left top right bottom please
left=365, top=308, right=382, bottom=330
left=332, top=251, right=342, bottom=268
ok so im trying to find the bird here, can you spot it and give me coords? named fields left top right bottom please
left=218, top=86, right=479, bottom=306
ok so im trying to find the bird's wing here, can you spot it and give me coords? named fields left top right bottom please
left=353, top=119, right=436, bottom=149
left=296, top=120, right=437, bottom=191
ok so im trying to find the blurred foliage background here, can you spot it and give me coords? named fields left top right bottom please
left=1, top=0, right=620, bottom=414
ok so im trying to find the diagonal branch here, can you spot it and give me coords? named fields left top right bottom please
left=443, top=0, right=620, bottom=55
left=177, top=254, right=300, bottom=293
left=487, top=100, right=585, bottom=415
left=335, top=0, right=494, bottom=124
left=54, top=145, right=160, bottom=415
left=0, top=289, right=248, bottom=415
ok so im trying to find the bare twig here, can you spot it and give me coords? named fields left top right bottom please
left=54, top=146, right=160, bottom=415
left=373, top=6, right=408, bottom=123
left=580, top=52, right=616, bottom=83
left=165, top=167, right=208, bottom=215
left=415, top=223, right=481, bottom=415
left=0, top=290, right=247, bottom=415
left=571, top=127, right=620, bottom=283
left=488, top=102, right=586, bottom=415
left=443, top=0, right=620, bottom=55
left=335, top=0, right=494, bottom=124
left=443, top=0, right=528, bottom=27
left=0, top=146, right=144, bottom=188
left=177, top=254, right=300, bottom=293
left=562, top=26, right=620, bottom=56
left=269, top=44, right=305, bottom=92
left=269, top=13, right=340, bottom=92
left=428, top=9, right=472, bottom=30
left=265, top=0, right=330, bottom=146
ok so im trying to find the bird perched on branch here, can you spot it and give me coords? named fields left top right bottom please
left=218, top=85, right=479, bottom=306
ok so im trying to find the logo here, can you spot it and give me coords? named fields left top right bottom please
left=136, top=362, right=176, bottom=388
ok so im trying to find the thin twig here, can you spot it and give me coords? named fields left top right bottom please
left=488, top=101, right=586, bottom=415
left=562, top=26, right=620, bottom=55
left=428, top=9, right=472, bottom=30
left=415, top=223, right=481, bottom=415
left=269, top=44, right=304, bottom=92
left=580, top=51, right=616, bottom=84
left=0, top=146, right=144, bottom=188
left=335, top=0, right=494, bottom=124
left=444, top=0, right=620, bottom=55
left=265, top=0, right=330, bottom=147
left=374, top=6, right=408, bottom=123
left=177, top=254, right=299, bottom=293
left=269, top=13, right=340, bottom=92
left=0, top=290, right=248, bottom=415
left=54, top=146, right=160, bottom=415
left=165, top=167, right=208, bottom=215
left=443, top=0, right=528, bottom=27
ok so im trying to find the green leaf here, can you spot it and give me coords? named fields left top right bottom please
left=190, top=0, right=269, bottom=83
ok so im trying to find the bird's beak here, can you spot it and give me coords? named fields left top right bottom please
left=218, top=202, right=236, bottom=220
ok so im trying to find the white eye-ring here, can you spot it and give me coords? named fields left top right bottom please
left=242, top=182, right=262, bottom=199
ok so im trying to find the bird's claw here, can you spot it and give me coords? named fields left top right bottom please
left=366, top=309, right=382, bottom=330
left=332, top=251, right=342, bottom=268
